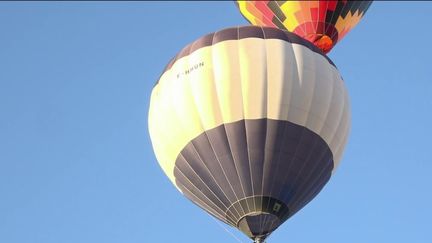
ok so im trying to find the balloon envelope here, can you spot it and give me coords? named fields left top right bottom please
left=148, top=26, right=350, bottom=241
left=236, top=1, right=373, bottom=53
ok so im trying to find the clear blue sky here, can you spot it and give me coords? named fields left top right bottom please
left=0, top=2, right=431, bottom=243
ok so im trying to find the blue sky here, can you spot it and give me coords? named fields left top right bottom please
left=0, top=2, right=431, bottom=243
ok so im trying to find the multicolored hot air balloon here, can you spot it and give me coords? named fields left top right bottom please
left=236, top=1, right=373, bottom=53
left=148, top=26, right=350, bottom=242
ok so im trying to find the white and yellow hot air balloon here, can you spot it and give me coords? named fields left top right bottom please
left=148, top=26, right=350, bottom=242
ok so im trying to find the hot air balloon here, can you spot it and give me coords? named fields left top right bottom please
left=148, top=26, right=350, bottom=242
left=236, top=0, right=372, bottom=53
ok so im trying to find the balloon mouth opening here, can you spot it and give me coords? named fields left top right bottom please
left=225, top=196, right=290, bottom=240
left=237, top=212, right=279, bottom=240
left=293, top=23, right=338, bottom=54
left=308, top=34, right=333, bottom=54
